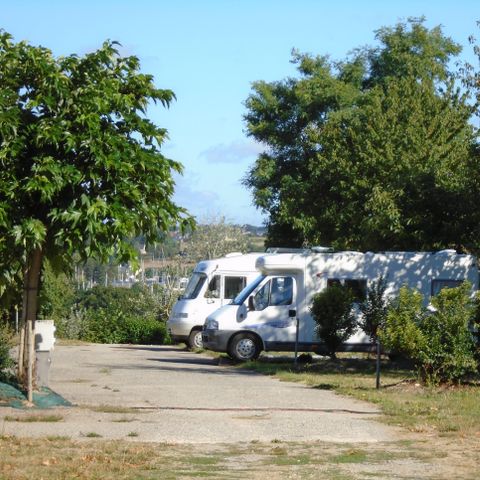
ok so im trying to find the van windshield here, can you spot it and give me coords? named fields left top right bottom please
left=182, top=273, right=207, bottom=299
left=231, top=275, right=265, bottom=305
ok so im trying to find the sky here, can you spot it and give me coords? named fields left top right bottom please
left=2, top=0, right=479, bottom=226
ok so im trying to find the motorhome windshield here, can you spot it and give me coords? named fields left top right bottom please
left=231, top=275, right=266, bottom=305
left=182, top=273, right=207, bottom=299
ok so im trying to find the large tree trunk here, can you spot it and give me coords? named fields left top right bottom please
left=18, top=247, right=43, bottom=404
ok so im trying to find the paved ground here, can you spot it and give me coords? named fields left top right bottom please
left=0, top=344, right=402, bottom=444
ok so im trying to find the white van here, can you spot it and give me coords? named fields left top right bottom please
left=202, top=249, right=478, bottom=360
left=167, top=252, right=265, bottom=348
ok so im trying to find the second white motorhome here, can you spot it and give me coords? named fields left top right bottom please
left=202, top=250, right=478, bottom=360
left=167, top=252, right=265, bottom=348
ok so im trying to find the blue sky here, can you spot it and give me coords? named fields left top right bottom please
left=2, top=0, right=479, bottom=226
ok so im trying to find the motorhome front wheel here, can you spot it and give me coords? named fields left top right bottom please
left=188, top=329, right=203, bottom=349
left=228, top=333, right=261, bottom=361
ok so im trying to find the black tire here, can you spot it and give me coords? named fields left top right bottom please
left=228, top=333, right=261, bottom=361
left=187, top=329, right=203, bottom=349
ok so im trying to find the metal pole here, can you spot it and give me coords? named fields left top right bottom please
left=376, top=339, right=381, bottom=389
left=294, top=316, right=300, bottom=368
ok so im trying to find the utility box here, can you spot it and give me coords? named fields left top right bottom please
left=35, top=320, right=56, bottom=387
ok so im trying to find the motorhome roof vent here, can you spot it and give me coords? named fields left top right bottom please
left=310, top=246, right=334, bottom=253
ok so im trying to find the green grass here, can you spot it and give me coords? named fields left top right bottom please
left=3, top=414, right=63, bottom=423
left=87, top=405, right=140, bottom=414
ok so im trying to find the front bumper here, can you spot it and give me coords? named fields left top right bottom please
left=202, top=329, right=236, bottom=353
left=167, top=318, right=194, bottom=338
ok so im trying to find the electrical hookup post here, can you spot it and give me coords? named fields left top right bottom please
left=35, top=320, right=56, bottom=388
left=376, top=339, right=381, bottom=389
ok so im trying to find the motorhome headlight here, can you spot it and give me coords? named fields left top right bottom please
left=174, top=312, right=189, bottom=319
left=205, top=319, right=219, bottom=330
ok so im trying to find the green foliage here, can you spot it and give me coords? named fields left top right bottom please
left=56, top=285, right=171, bottom=344
left=0, top=30, right=193, bottom=309
left=420, top=284, right=478, bottom=384
left=379, top=284, right=478, bottom=384
left=379, top=287, right=427, bottom=359
left=359, top=276, right=389, bottom=342
left=38, top=260, right=75, bottom=334
left=310, top=285, right=357, bottom=358
left=0, top=320, right=14, bottom=379
left=243, top=18, right=480, bottom=252
left=81, top=307, right=166, bottom=345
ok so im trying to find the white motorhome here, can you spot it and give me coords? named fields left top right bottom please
left=167, top=252, right=265, bottom=348
left=202, top=249, right=478, bottom=361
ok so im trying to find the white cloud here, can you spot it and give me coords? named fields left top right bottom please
left=200, top=139, right=264, bottom=164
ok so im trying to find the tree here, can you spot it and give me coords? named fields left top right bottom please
left=244, top=18, right=480, bottom=252
left=359, top=276, right=389, bottom=342
left=182, top=215, right=249, bottom=262
left=310, top=284, right=357, bottom=358
left=0, top=31, right=193, bottom=401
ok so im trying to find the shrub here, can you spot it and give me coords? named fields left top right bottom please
left=310, top=284, right=356, bottom=358
left=81, top=307, right=167, bottom=344
left=0, top=321, right=15, bottom=380
left=62, top=285, right=170, bottom=344
left=419, top=283, right=478, bottom=384
left=38, top=260, right=76, bottom=333
left=379, top=284, right=478, bottom=384
left=359, top=276, right=388, bottom=342
left=379, top=286, right=427, bottom=360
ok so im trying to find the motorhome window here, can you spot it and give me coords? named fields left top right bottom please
left=270, top=277, right=293, bottom=306
left=253, top=276, right=294, bottom=310
left=182, top=273, right=207, bottom=300
left=224, top=276, right=247, bottom=299
left=431, top=279, right=463, bottom=297
left=205, top=275, right=221, bottom=299
left=345, top=279, right=367, bottom=301
left=254, top=281, right=270, bottom=310
left=231, top=275, right=265, bottom=305
left=327, top=278, right=367, bottom=301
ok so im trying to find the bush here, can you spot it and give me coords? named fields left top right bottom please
left=81, top=307, right=167, bottom=344
left=379, top=284, right=478, bottom=384
left=0, top=321, right=15, bottom=380
left=310, top=284, right=357, bottom=358
left=61, top=285, right=170, bottom=344
left=359, top=276, right=388, bottom=342
left=379, top=286, right=427, bottom=360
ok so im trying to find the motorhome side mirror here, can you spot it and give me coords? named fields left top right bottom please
left=248, top=296, right=255, bottom=311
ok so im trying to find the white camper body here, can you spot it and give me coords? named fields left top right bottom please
left=167, top=253, right=264, bottom=348
left=202, top=250, right=478, bottom=360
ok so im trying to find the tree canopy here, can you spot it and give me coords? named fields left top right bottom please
left=244, top=18, right=480, bottom=252
left=0, top=31, right=193, bottom=296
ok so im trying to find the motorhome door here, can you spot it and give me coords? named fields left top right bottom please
left=245, top=275, right=297, bottom=344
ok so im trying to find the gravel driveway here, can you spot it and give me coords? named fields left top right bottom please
left=0, top=344, right=401, bottom=444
